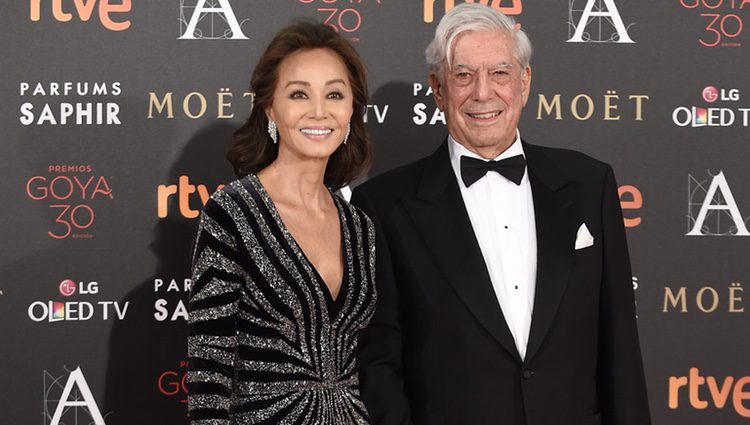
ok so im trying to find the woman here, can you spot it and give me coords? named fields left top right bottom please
left=187, top=21, right=376, bottom=424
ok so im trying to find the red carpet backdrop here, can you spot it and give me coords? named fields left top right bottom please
left=1, top=1, right=749, bottom=424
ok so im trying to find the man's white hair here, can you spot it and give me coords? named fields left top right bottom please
left=425, top=3, right=532, bottom=78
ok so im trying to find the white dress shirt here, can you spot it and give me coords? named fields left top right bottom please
left=448, top=131, right=537, bottom=360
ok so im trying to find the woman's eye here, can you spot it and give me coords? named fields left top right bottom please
left=327, top=91, right=344, bottom=100
left=290, top=90, right=308, bottom=99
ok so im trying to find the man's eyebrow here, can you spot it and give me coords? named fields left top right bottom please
left=452, top=64, right=477, bottom=72
left=489, top=63, right=513, bottom=70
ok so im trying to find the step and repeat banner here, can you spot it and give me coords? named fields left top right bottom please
left=1, top=1, right=749, bottom=424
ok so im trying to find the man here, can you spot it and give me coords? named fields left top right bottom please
left=351, top=4, right=651, bottom=425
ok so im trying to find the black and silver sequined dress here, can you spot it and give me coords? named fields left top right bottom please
left=187, top=175, right=376, bottom=425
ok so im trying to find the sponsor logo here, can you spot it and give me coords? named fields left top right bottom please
left=147, top=89, right=252, bottom=120
left=154, top=278, right=191, bottom=322
left=44, top=366, right=110, bottom=425
left=703, top=85, right=720, bottom=102
left=297, top=0, right=385, bottom=41
left=364, top=104, right=389, bottom=124
left=412, top=82, right=446, bottom=126
left=423, top=0, right=523, bottom=24
left=619, top=184, right=642, bottom=228
left=59, top=279, right=77, bottom=297
left=535, top=90, right=649, bottom=121
left=679, top=0, right=749, bottom=47
left=663, top=282, right=744, bottom=313
left=669, top=368, right=750, bottom=417
left=28, top=279, right=129, bottom=322
left=30, top=0, right=132, bottom=31
left=25, top=166, right=113, bottom=239
left=672, top=86, right=748, bottom=128
left=687, top=171, right=749, bottom=236
left=567, top=0, right=634, bottom=43
left=157, top=176, right=224, bottom=219
left=20, top=82, right=122, bottom=126
left=179, top=0, right=249, bottom=40
left=158, top=361, right=189, bottom=406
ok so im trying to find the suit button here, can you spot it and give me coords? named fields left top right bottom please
left=522, top=369, right=535, bottom=380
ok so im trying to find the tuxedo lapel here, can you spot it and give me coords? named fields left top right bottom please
left=401, top=141, right=521, bottom=362
left=523, top=142, right=579, bottom=363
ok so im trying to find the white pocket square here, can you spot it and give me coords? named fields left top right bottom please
left=575, top=223, right=594, bottom=250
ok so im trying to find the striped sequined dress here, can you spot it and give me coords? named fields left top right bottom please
left=188, top=174, right=376, bottom=424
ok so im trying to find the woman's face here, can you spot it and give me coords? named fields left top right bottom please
left=267, top=48, right=354, bottom=163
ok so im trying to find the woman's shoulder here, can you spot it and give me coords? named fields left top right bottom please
left=204, top=175, right=262, bottom=206
left=199, top=175, right=262, bottom=220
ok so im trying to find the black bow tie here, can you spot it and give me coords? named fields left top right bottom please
left=460, top=154, right=526, bottom=187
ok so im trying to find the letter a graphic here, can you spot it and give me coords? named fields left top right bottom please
left=49, top=367, right=106, bottom=425
left=568, top=0, right=634, bottom=43
left=687, top=171, right=750, bottom=236
left=179, top=0, right=249, bottom=40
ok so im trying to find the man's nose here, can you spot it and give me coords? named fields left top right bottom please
left=472, top=73, right=492, bottom=101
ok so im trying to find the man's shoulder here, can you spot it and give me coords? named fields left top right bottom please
left=525, top=142, right=610, bottom=179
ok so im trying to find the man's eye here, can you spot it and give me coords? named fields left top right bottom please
left=290, top=90, right=308, bottom=99
left=456, top=72, right=471, bottom=79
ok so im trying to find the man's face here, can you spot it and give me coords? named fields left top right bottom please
left=430, top=30, right=531, bottom=158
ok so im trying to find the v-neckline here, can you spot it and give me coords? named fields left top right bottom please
left=248, top=174, right=349, bottom=313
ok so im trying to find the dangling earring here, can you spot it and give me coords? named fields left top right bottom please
left=343, top=122, right=351, bottom=145
left=267, top=120, right=278, bottom=144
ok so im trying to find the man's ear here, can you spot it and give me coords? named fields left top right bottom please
left=521, top=65, right=532, bottom=106
left=429, top=71, right=445, bottom=110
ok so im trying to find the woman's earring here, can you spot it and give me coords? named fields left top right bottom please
left=267, top=120, right=278, bottom=144
left=343, top=122, right=351, bottom=145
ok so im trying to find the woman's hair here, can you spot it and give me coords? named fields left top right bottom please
left=227, top=20, right=372, bottom=190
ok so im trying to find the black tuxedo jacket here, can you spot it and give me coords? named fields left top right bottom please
left=351, top=140, right=651, bottom=425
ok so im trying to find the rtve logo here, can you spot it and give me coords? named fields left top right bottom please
left=423, top=0, right=522, bottom=23
left=157, top=176, right=224, bottom=219
left=669, top=368, right=750, bottom=418
left=30, top=0, right=132, bottom=31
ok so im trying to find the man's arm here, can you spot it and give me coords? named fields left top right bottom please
left=597, top=165, right=652, bottom=425
left=351, top=187, right=414, bottom=425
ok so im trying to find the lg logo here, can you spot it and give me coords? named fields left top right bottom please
left=703, top=86, right=740, bottom=103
